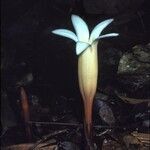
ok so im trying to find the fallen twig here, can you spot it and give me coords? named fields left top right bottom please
left=29, top=121, right=141, bottom=130
left=30, top=129, right=68, bottom=150
left=29, top=121, right=82, bottom=127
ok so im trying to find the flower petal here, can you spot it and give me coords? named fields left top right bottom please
left=71, top=15, right=89, bottom=43
left=97, top=33, right=119, bottom=40
left=76, top=42, right=90, bottom=55
left=52, top=29, right=78, bottom=42
left=90, top=19, right=114, bottom=43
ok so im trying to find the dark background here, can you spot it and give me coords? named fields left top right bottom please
left=1, top=0, right=150, bottom=146
left=1, top=0, right=150, bottom=96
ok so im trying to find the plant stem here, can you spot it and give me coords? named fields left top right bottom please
left=78, top=42, right=98, bottom=149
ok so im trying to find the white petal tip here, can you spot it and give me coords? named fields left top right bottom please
left=102, top=18, right=114, bottom=26
left=110, top=18, right=114, bottom=21
left=107, top=18, right=114, bottom=23
left=71, top=14, right=78, bottom=19
left=51, top=29, right=78, bottom=42
left=71, top=15, right=78, bottom=23
left=109, top=33, right=119, bottom=36
left=97, top=33, right=119, bottom=40
left=51, top=29, right=60, bottom=34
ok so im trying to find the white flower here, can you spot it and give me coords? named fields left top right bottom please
left=51, top=15, right=119, bottom=141
left=52, top=14, right=119, bottom=55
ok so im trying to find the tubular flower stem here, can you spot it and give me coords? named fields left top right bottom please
left=78, top=42, right=98, bottom=136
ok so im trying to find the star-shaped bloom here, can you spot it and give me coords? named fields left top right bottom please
left=52, top=15, right=118, bottom=55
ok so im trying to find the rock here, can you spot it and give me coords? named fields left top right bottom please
left=132, top=44, right=150, bottom=63
left=118, top=43, right=150, bottom=74
left=143, top=120, right=150, bottom=128
left=58, top=141, right=80, bottom=150
left=94, top=98, right=115, bottom=125
left=102, top=139, right=123, bottom=150
left=95, top=92, right=109, bottom=102
left=117, top=43, right=150, bottom=98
